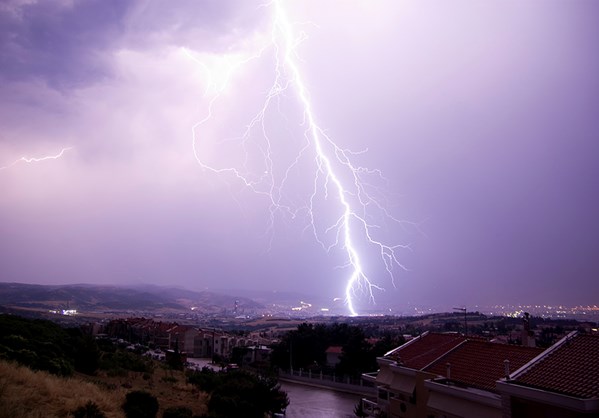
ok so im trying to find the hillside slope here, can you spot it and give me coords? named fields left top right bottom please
left=0, top=360, right=125, bottom=418
left=0, top=282, right=263, bottom=314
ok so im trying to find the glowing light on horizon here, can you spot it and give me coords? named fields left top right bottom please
left=190, top=1, right=411, bottom=316
left=0, top=147, right=73, bottom=170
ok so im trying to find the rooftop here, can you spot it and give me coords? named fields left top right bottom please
left=510, top=333, right=599, bottom=399
left=424, top=340, right=543, bottom=392
left=326, top=345, right=343, bottom=354
left=386, top=332, right=467, bottom=370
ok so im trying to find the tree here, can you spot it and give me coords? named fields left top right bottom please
left=230, top=346, right=250, bottom=367
left=336, top=327, right=375, bottom=377
left=72, top=334, right=100, bottom=375
left=202, top=370, right=288, bottom=418
left=371, top=333, right=405, bottom=358
left=187, top=367, right=219, bottom=392
left=166, top=339, right=184, bottom=371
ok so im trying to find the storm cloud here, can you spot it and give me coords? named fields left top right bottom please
left=1, top=0, right=598, bottom=313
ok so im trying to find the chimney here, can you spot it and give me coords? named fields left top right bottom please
left=446, top=362, right=451, bottom=381
left=521, top=312, right=536, bottom=347
left=504, top=359, right=510, bottom=379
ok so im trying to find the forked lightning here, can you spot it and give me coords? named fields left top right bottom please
left=190, top=0, right=410, bottom=315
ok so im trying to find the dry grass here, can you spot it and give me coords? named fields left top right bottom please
left=0, top=360, right=125, bottom=418
left=0, top=360, right=208, bottom=418
left=87, top=366, right=208, bottom=416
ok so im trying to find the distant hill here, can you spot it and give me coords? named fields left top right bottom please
left=213, top=288, right=322, bottom=306
left=0, top=282, right=263, bottom=314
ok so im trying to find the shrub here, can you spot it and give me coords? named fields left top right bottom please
left=122, top=391, right=159, bottom=418
left=72, top=401, right=106, bottom=418
left=162, top=406, right=193, bottom=418
left=207, top=371, right=288, bottom=418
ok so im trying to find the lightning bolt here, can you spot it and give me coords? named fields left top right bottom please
left=0, top=147, right=73, bottom=170
left=190, top=1, right=411, bottom=316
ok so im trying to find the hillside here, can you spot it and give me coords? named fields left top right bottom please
left=0, top=282, right=263, bottom=314
left=0, top=359, right=209, bottom=418
left=0, top=360, right=125, bottom=418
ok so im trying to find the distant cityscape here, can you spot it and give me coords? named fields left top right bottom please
left=1, top=282, right=597, bottom=325
left=40, top=300, right=599, bottom=324
left=219, top=301, right=599, bottom=323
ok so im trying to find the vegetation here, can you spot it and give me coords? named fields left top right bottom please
left=0, top=360, right=123, bottom=418
left=72, top=401, right=107, bottom=418
left=122, top=391, right=159, bottom=418
left=100, top=347, right=154, bottom=376
left=162, top=406, right=193, bottom=418
left=270, top=322, right=404, bottom=377
left=188, top=368, right=288, bottom=418
left=0, top=315, right=209, bottom=417
left=0, top=314, right=99, bottom=376
left=0, top=314, right=289, bottom=418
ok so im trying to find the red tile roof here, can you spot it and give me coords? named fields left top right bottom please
left=326, top=346, right=343, bottom=354
left=512, top=333, right=599, bottom=399
left=168, top=324, right=194, bottom=334
left=387, top=332, right=467, bottom=370
left=424, top=340, right=544, bottom=392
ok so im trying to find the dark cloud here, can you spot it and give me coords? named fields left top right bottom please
left=0, top=0, right=129, bottom=88
left=1, top=1, right=598, bottom=313
left=0, top=0, right=264, bottom=89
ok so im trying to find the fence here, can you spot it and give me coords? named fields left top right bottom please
left=278, top=368, right=377, bottom=396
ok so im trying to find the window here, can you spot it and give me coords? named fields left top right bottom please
left=378, top=389, right=389, bottom=401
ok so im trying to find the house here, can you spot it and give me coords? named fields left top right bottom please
left=423, top=340, right=543, bottom=418
left=497, top=331, right=599, bottom=417
left=326, top=345, right=343, bottom=367
left=362, top=332, right=468, bottom=417
left=362, top=332, right=543, bottom=418
left=166, top=324, right=201, bottom=355
left=241, top=345, right=272, bottom=365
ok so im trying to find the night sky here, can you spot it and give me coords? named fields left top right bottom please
left=1, top=0, right=598, bottom=314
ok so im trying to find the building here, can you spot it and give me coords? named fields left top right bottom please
left=423, top=340, right=543, bottom=418
left=362, top=332, right=542, bottom=418
left=497, top=331, right=599, bottom=417
left=103, top=318, right=255, bottom=359
left=362, top=332, right=468, bottom=417
left=166, top=324, right=201, bottom=355
left=364, top=330, right=599, bottom=418
left=326, top=345, right=343, bottom=367
left=241, top=345, right=272, bottom=365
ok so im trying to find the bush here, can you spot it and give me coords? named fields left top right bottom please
left=187, top=367, right=218, bottom=392
left=0, top=315, right=97, bottom=376
left=72, top=335, right=100, bottom=375
left=100, top=350, right=153, bottom=374
left=208, top=371, right=288, bottom=418
left=122, top=391, right=159, bottom=418
left=72, top=401, right=106, bottom=418
left=162, top=406, right=193, bottom=418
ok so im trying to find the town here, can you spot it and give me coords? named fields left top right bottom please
left=0, top=282, right=598, bottom=417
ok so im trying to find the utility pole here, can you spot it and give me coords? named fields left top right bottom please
left=453, top=307, right=467, bottom=336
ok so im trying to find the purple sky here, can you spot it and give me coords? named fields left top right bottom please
left=1, top=0, right=598, bottom=314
